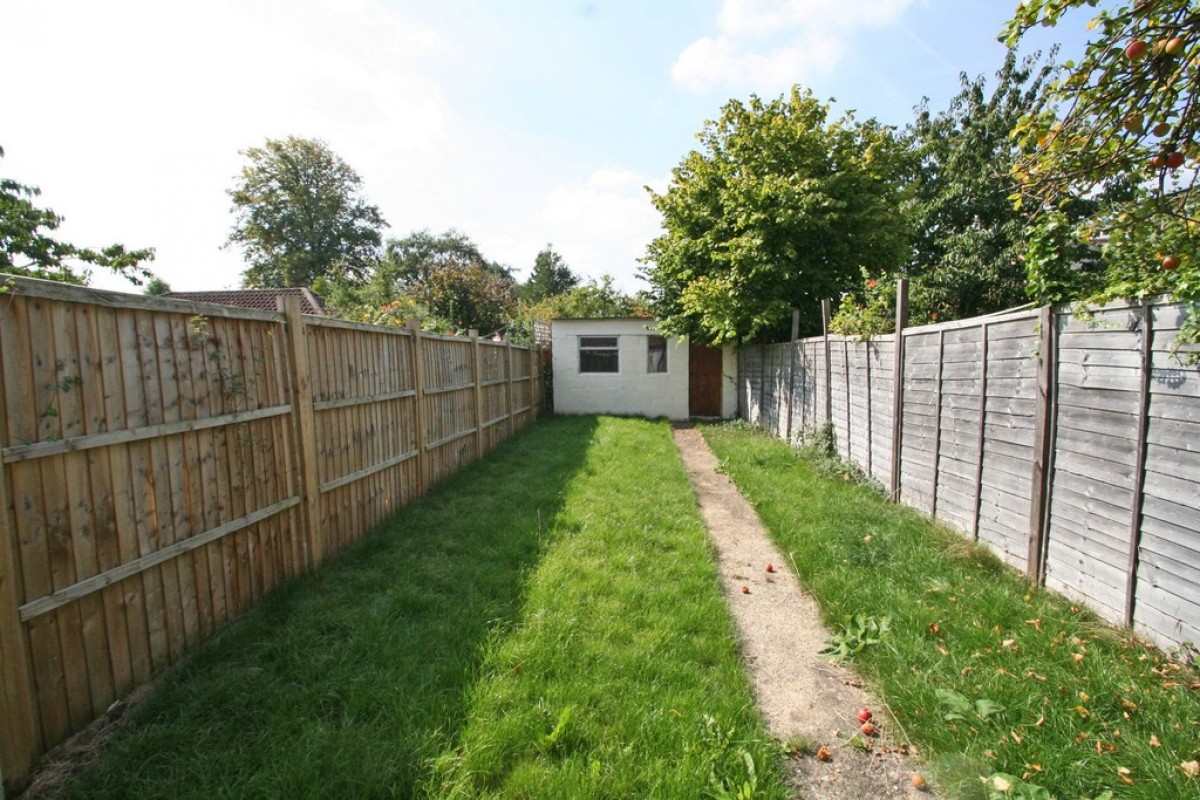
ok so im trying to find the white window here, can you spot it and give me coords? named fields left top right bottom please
left=579, top=336, right=619, bottom=373
left=647, top=335, right=667, bottom=373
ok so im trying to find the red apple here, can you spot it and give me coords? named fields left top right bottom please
left=741, top=585, right=750, bottom=594
left=1166, top=151, right=1185, bottom=169
left=765, top=563, right=775, bottom=573
left=861, top=721, right=877, bottom=736
left=1162, top=255, right=1181, bottom=271
left=1152, top=154, right=1167, bottom=169
left=1152, top=122, right=1171, bottom=137
left=1126, top=39, right=1149, bottom=59
left=856, top=707, right=873, bottom=722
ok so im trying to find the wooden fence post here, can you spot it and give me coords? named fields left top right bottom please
left=1124, top=300, right=1154, bottom=626
left=0, top=453, right=39, bottom=794
left=930, top=330, right=946, bottom=517
left=505, top=340, right=515, bottom=439
left=889, top=278, right=909, bottom=502
left=277, top=297, right=323, bottom=568
left=971, top=323, right=990, bottom=541
left=786, top=309, right=799, bottom=443
left=1027, top=305, right=1056, bottom=581
left=821, top=299, right=832, bottom=427
left=469, top=331, right=484, bottom=460
left=406, top=319, right=429, bottom=495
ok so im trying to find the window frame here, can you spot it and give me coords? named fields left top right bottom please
left=646, top=334, right=668, bottom=374
left=578, top=335, right=620, bottom=374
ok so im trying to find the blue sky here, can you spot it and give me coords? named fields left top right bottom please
left=7, top=0, right=1097, bottom=296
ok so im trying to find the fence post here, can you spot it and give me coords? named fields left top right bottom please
left=0, top=453, right=39, bottom=795
left=785, top=309, right=799, bottom=443
left=1124, top=300, right=1154, bottom=626
left=889, top=278, right=909, bottom=501
left=469, top=331, right=484, bottom=460
left=277, top=297, right=323, bottom=568
left=1027, top=305, right=1056, bottom=582
left=529, top=345, right=538, bottom=418
left=821, top=300, right=832, bottom=427
left=972, top=323, right=991, bottom=541
left=505, top=340, right=515, bottom=439
left=406, top=319, right=429, bottom=495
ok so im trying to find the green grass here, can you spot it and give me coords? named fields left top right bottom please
left=62, top=416, right=786, bottom=799
left=702, top=423, right=1200, bottom=800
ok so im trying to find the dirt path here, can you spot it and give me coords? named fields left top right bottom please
left=673, top=425, right=930, bottom=798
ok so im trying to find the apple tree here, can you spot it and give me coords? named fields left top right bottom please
left=642, top=88, right=915, bottom=344
left=1003, top=0, right=1198, bottom=321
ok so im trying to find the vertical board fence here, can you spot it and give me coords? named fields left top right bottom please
left=0, top=277, right=544, bottom=791
left=740, top=296, right=1199, bottom=655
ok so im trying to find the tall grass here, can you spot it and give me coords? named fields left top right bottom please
left=702, top=423, right=1200, bottom=800
left=62, top=416, right=785, bottom=799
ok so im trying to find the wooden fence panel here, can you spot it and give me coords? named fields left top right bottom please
left=0, top=278, right=544, bottom=791
left=737, top=301, right=1199, bottom=652
left=1043, top=305, right=1144, bottom=624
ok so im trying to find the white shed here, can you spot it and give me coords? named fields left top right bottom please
left=551, top=318, right=737, bottom=419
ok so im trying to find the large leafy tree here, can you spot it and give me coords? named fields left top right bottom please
left=1, top=147, right=154, bottom=285
left=226, top=137, right=386, bottom=289
left=906, top=49, right=1058, bottom=321
left=643, top=88, right=915, bottom=344
left=1002, top=0, right=1198, bottom=310
left=521, top=244, right=578, bottom=302
left=410, top=258, right=517, bottom=336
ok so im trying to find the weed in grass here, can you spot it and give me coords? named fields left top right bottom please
left=820, top=614, right=892, bottom=660
left=779, top=734, right=816, bottom=757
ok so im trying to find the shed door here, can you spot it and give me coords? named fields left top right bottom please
left=689, top=345, right=723, bottom=417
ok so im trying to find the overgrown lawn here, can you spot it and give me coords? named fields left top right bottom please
left=702, top=423, right=1200, bottom=800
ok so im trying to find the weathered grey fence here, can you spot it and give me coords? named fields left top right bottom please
left=740, top=297, right=1199, bottom=654
left=0, top=276, right=544, bottom=792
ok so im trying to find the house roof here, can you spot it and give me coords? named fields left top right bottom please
left=163, top=287, right=327, bottom=316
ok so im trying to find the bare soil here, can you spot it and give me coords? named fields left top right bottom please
left=673, top=425, right=932, bottom=799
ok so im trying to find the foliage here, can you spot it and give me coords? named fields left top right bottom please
left=643, top=88, right=915, bottom=345
left=226, top=136, right=385, bottom=289
left=829, top=272, right=900, bottom=337
left=409, top=257, right=517, bottom=336
left=510, top=275, right=648, bottom=342
left=520, top=244, right=578, bottom=302
left=1003, top=1, right=1199, bottom=326
left=905, top=49, right=1058, bottom=321
left=377, top=228, right=510, bottom=291
left=1, top=147, right=154, bottom=286
left=143, top=276, right=171, bottom=296
left=819, top=614, right=892, bottom=660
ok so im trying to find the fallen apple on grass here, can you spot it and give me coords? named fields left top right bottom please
left=861, top=722, right=877, bottom=736
left=856, top=707, right=873, bottom=722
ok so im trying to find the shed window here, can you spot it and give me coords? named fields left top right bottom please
left=579, top=336, right=619, bottom=373
left=647, top=335, right=667, bottom=373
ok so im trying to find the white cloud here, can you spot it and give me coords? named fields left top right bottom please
left=673, top=0, right=916, bottom=93
left=513, top=168, right=667, bottom=293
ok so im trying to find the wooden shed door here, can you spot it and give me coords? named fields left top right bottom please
left=689, top=345, right=723, bottom=417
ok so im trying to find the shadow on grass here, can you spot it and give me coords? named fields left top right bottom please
left=61, top=415, right=598, bottom=800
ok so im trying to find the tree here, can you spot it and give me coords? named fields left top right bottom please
left=905, top=49, right=1058, bottom=321
left=643, top=88, right=915, bottom=344
left=521, top=245, right=578, bottom=302
left=410, top=258, right=517, bottom=336
left=143, top=276, right=171, bottom=296
left=226, top=137, right=386, bottom=289
left=1002, top=0, right=1198, bottom=310
left=1, top=146, right=154, bottom=285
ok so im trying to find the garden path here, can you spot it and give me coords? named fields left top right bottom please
left=673, top=424, right=930, bottom=798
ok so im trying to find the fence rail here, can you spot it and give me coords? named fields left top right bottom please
left=0, top=276, right=544, bottom=791
left=740, top=292, right=1199, bottom=655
